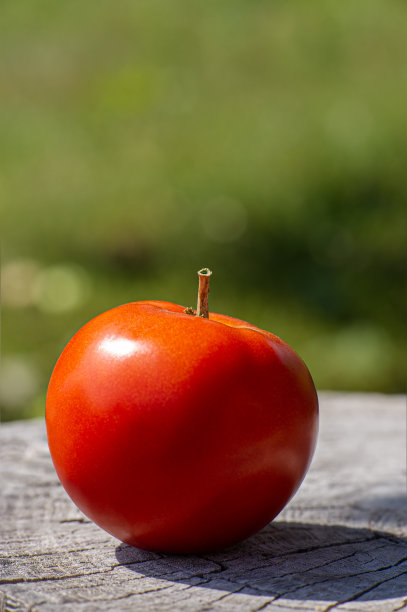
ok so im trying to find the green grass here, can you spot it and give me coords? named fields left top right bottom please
left=1, top=1, right=406, bottom=419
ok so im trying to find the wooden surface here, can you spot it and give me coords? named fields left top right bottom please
left=1, top=392, right=406, bottom=612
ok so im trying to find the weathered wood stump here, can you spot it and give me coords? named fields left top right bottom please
left=1, top=392, right=406, bottom=611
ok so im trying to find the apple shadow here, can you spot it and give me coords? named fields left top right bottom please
left=115, top=519, right=407, bottom=602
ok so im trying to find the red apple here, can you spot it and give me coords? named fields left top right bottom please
left=46, top=269, right=318, bottom=553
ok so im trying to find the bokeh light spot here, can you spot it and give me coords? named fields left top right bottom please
left=1, top=258, right=41, bottom=308
left=33, top=264, right=91, bottom=314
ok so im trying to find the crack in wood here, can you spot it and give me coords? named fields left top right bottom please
left=59, top=519, right=90, bottom=524
left=252, top=599, right=276, bottom=612
left=0, top=549, right=97, bottom=561
left=266, top=540, right=397, bottom=582
left=28, top=600, right=47, bottom=612
left=269, top=563, right=407, bottom=610
left=0, top=592, right=29, bottom=612
left=0, top=564, right=125, bottom=587
left=323, top=569, right=407, bottom=611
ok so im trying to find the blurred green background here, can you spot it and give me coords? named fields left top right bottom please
left=1, top=0, right=406, bottom=420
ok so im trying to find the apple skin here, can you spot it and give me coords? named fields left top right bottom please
left=46, top=301, right=318, bottom=553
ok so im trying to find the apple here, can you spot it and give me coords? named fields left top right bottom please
left=46, top=269, right=318, bottom=553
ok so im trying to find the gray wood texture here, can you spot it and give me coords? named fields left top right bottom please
left=1, top=392, right=406, bottom=612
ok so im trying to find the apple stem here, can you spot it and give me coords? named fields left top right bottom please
left=196, top=268, right=212, bottom=318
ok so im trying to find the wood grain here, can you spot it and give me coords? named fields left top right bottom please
left=1, top=392, right=406, bottom=611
